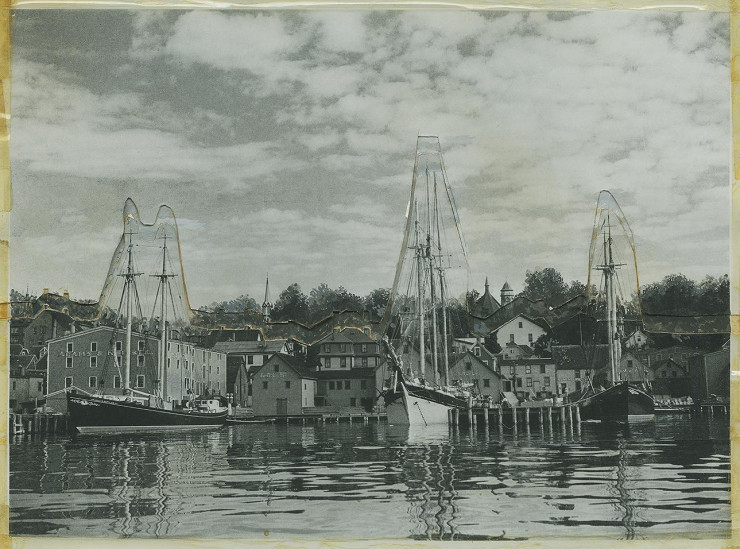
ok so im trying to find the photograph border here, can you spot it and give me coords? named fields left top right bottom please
left=0, top=1, right=736, bottom=548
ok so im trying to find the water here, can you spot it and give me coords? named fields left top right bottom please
left=10, top=415, right=730, bottom=540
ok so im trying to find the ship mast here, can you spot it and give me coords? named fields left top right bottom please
left=415, top=202, right=425, bottom=381
left=434, top=171, right=450, bottom=387
left=426, top=167, right=439, bottom=386
left=151, top=232, right=177, bottom=402
left=120, top=222, right=142, bottom=396
left=599, top=214, right=623, bottom=385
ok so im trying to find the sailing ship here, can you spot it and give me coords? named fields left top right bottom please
left=381, top=136, right=469, bottom=426
left=67, top=220, right=228, bottom=433
left=573, top=192, right=655, bottom=422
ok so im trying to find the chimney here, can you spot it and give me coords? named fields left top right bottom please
left=42, top=288, right=49, bottom=294
left=63, top=289, right=70, bottom=300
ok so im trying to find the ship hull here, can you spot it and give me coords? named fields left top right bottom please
left=67, top=393, right=227, bottom=433
left=384, top=383, right=464, bottom=426
left=577, top=382, right=655, bottom=422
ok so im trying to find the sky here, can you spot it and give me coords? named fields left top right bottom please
left=9, top=10, right=730, bottom=308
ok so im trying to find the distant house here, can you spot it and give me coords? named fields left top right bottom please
left=642, top=345, right=702, bottom=369
left=449, top=351, right=503, bottom=401
left=22, top=309, right=75, bottom=354
left=491, top=314, right=549, bottom=349
left=499, top=358, right=557, bottom=400
left=618, top=351, right=652, bottom=384
left=650, top=358, right=691, bottom=397
left=213, top=339, right=291, bottom=407
left=451, top=337, right=477, bottom=354
left=251, top=353, right=317, bottom=416
left=551, top=344, right=608, bottom=395
left=9, top=354, right=44, bottom=412
left=624, top=328, right=652, bottom=350
left=470, top=278, right=501, bottom=318
left=502, top=342, right=535, bottom=360
left=315, top=368, right=377, bottom=411
left=316, top=327, right=381, bottom=370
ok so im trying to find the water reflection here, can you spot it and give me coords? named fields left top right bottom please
left=9, top=416, right=730, bottom=539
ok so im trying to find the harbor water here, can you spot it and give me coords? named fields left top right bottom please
left=9, top=414, right=730, bottom=540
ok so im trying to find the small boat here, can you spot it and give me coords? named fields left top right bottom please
left=576, top=382, right=655, bottom=422
left=68, top=218, right=227, bottom=433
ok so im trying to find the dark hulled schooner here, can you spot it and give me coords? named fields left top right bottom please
left=67, top=209, right=227, bottom=433
left=573, top=192, right=655, bottom=422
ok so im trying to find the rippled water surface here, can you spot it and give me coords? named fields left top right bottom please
left=10, top=415, right=730, bottom=540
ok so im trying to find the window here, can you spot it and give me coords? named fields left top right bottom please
left=263, top=381, right=268, bottom=389
left=575, top=370, right=581, bottom=379
left=350, top=398, right=356, bottom=407
left=672, top=371, right=677, bottom=378
left=324, top=358, right=331, bottom=369
left=483, top=379, right=490, bottom=388
left=527, top=377, right=533, bottom=387
left=361, top=344, right=367, bottom=353
left=285, top=381, right=291, bottom=389
left=114, top=376, right=121, bottom=388
left=136, top=375, right=145, bottom=388
left=66, top=357, right=73, bottom=368
left=361, top=379, right=367, bottom=389
left=67, top=342, right=73, bottom=352
left=168, top=342, right=171, bottom=351
left=362, top=357, right=368, bottom=367
left=627, top=360, right=633, bottom=368
left=37, top=381, right=43, bottom=392
left=177, top=359, right=180, bottom=369
left=203, top=350, right=206, bottom=361
left=518, top=321, right=523, bottom=328
left=304, top=383, right=307, bottom=390
left=340, top=357, right=347, bottom=368
left=509, top=366, right=515, bottom=375
left=324, top=344, right=330, bottom=353
left=516, top=378, right=522, bottom=388
left=662, top=371, right=667, bottom=378
left=89, top=376, right=97, bottom=388
left=544, top=376, right=551, bottom=386
left=656, top=353, right=662, bottom=361
left=474, top=346, right=481, bottom=357
left=540, top=365, right=546, bottom=374
left=65, top=377, right=73, bottom=388
left=138, top=340, right=145, bottom=351
left=344, top=380, right=351, bottom=389
left=274, top=363, right=280, bottom=372
left=263, top=355, right=269, bottom=362
left=90, top=342, right=97, bottom=352
left=525, top=365, right=531, bottom=374
left=509, top=334, right=515, bottom=343
left=116, top=341, right=122, bottom=352
left=90, top=356, right=97, bottom=368
left=11, top=381, right=16, bottom=390
left=248, top=355, right=254, bottom=365
left=465, top=362, right=472, bottom=371
left=329, top=381, right=335, bottom=390
left=168, top=358, right=171, bottom=369
left=138, top=355, right=145, bottom=368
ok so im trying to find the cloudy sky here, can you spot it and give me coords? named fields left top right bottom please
left=10, top=10, right=729, bottom=307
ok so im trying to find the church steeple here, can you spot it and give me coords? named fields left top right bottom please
left=501, top=281, right=514, bottom=305
left=262, top=274, right=272, bottom=323
left=484, top=277, right=490, bottom=294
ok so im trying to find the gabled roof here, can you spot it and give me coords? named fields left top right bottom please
left=551, top=344, right=609, bottom=370
left=650, top=357, right=688, bottom=373
left=47, top=325, right=158, bottom=344
left=491, top=313, right=550, bottom=333
left=340, top=328, right=376, bottom=344
left=316, top=330, right=355, bottom=345
left=504, top=342, right=534, bottom=355
left=450, top=350, right=502, bottom=377
left=256, top=352, right=317, bottom=379
left=213, top=339, right=286, bottom=354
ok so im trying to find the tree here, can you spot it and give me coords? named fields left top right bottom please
left=207, top=294, right=259, bottom=313
left=521, top=268, right=570, bottom=306
left=364, top=288, right=390, bottom=321
left=272, top=283, right=309, bottom=323
left=641, top=274, right=697, bottom=316
left=484, top=331, right=501, bottom=354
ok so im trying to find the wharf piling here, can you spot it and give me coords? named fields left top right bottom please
left=10, top=413, right=69, bottom=435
